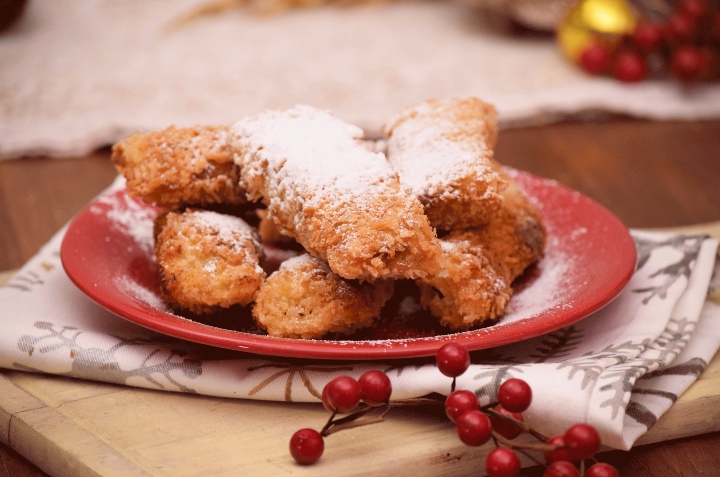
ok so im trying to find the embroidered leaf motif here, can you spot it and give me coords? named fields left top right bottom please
left=625, top=400, right=659, bottom=430
left=599, top=365, right=652, bottom=420
left=644, top=317, right=695, bottom=362
left=640, top=356, right=706, bottom=381
left=594, top=316, right=697, bottom=419
left=247, top=363, right=354, bottom=402
left=4, top=270, right=44, bottom=292
left=528, top=325, right=584, bottom=363
left=633, top=235, right=705, bottom=304
left=15, top=322, right=202, bottom=393
left=471, top=364, right=528, bottom=403
left=383, top=360, right=431, bottom=377
left=556, top=340, right=651, bottom=390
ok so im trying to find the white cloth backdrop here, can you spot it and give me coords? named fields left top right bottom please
left=2, top=0, right=720, bottom=158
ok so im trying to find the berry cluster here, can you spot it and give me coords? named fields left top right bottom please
left=289, top=370, right=392, bottom=465
left=578, top=0, right=720, bottom=83
left=289, top=343, right=620, bottom=476
left=437, top=343, right=617, bottom=477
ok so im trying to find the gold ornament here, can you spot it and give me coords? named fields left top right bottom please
left=557, top=0, right=638, bottom=61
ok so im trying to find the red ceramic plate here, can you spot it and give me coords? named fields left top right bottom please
left=60, top=170, right=636, bottom=360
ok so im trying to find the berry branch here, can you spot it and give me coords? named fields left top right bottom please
left=569, top=0, right=720, bottom=83
left=288, top=343, right=620, bottom=476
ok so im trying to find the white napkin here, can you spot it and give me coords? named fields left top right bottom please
left=2, top=0, right=720, bottom=158
left=1, top=181, right=718, bottom=451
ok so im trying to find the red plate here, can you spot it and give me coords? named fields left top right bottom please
left=60, top=171, right=636, bottom=360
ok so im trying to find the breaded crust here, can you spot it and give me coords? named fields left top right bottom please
left=252, top=254, right=395, bottom=339
left=256, top=208, right=297, bottom=247
left=383, top=97, right=507, bottom=230
left=112, top=125, right=247, bottom=209
left=230, top=105, right=443, bottom=281
left=418, top=173, right=546, bottom=330
left=154, top=208, right=266, bottom=314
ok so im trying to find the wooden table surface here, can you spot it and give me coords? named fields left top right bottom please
left=1, top=118, right=720, bottom=476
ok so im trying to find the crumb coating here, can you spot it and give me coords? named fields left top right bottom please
left=418, top=174, right=546, bottom=330
left=384, top=97, right=507, bottom=230
left=253, top=254, right=394, bottom=339
left=231, top=105, right=442, bottom=281
left=112, top=125, right=247, bottom=209
left=155, top=208, right=265, bottom=314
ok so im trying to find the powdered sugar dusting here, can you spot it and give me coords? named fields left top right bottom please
left=232, top=105, right=398, bottom=210
left=187, top=209, right=265, bottom=276
left=115, top=275, right=171, bottom=313
left=192, top=209, right=255, bottom=235
left=502, top=235, right=575, bottom=322
left=387, top=122, right=493, bottom=200
left=91, top=190, right=159, bottom=254
left=384, top=99, right=498, bottom=201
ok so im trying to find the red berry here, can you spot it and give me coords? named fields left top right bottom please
left=586, top=462, right=620, bottom=477
left=712, top=13, right=720, bottom=41
left=436, top=343, right=470, bottom=377
left=580, top=43, right=611, bottom=74
left=632, top=22, right=665, bottom=51
left=486, top=447, right=521, bottom=477
left=497, top=378, right=532, bottom=412
left=455, top=409, right=492, bottom=446
left=489, top=405, right=524, bottom=440
left=670, top=46, right=709, bottom=81
left=289, top=428, right=324, bottom=465
left=665, top=13, right=697, bottom=44
left=544, top=435, right=575, bottom=463
left=322, top=376, right=361, bottom=413
left=564, top=423, right=601, bottom=459
left=678, top=0, right=710, bottom=20
left=613, top=51, right=647, bottom=82
left=445, top=390, right=479, bottom=423
left=358, top=370, right=392, bottom=407
left=544, top=460, right=580, bottom=477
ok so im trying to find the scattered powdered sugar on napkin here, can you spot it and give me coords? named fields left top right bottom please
left=1, top=178, right=719, bottom=453
left=2, top=0, right=720, bottom=159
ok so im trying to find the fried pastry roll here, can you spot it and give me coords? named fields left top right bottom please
left=154, top=208, right=265, bottom=314
left=418, top=176, right=546, bottom=330
left=252, top=254, right=394, bottom=339
left=230, top=105, right=442, bottom=281
left=383, top=97, right=507, bottom=230
left=112, top=125, right=247, bottom=209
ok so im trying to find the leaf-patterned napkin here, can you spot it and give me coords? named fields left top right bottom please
left=1, top=180, right=718, bottom=451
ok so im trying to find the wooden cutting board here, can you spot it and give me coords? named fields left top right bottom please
left=1, top=222, right=719, bottom=477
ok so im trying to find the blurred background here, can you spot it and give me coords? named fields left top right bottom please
left=1, top=0, right=719, bottom=159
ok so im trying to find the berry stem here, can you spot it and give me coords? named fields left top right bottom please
left=321, top=404, right=391, bottom=437
left=388, top=396, right=445, bottom=406
left=511, top=445, right=547, bottom=468
left=485, top=407, right=550, bottom=442
left=491, top=430, right=556, bottom=453
left=320, top=410, right=338, bottom=435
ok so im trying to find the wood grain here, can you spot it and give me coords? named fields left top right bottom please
left=0, top=344, right=717, bottom=477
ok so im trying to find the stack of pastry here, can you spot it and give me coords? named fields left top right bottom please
left=111, top=97, right=545, bottom=339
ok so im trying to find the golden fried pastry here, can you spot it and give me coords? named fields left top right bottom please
left=252, top=254, right=394, bottom=339
left=112, top=125, right=247, bottom=209
left=418, top=173, right=546, bottom=330
left=230, top=105, right=443, bottom=281
left=383, top=97, right=507, bottom=230
left=255, top=208, right=297, bottom=247
left=154, top=208, right=266, bottom=314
